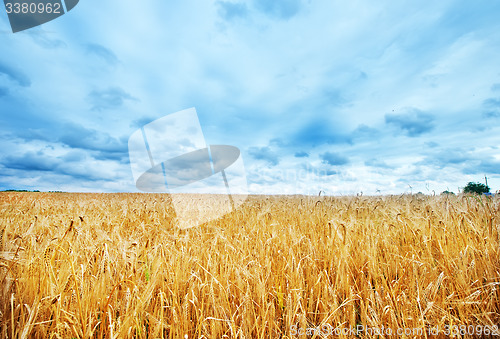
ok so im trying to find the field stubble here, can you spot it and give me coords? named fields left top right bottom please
left=0, top=192, right=499, bottom=338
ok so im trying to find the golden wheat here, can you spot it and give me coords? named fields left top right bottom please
left=0, top=192, right=499, bottom=338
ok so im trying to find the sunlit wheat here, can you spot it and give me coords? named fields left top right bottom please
left=0, top=192, right=499, bottom=338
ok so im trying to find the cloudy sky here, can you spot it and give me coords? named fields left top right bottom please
left=1, top=0, right=499, bottom=195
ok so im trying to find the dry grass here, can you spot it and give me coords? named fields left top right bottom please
left=0, top=192, right=499, bottom=338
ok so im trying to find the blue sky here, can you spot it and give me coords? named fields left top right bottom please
left=1, top=0, right=500, bottom=195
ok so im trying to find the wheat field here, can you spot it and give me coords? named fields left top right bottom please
left=0, top=192, right=499, bottom=338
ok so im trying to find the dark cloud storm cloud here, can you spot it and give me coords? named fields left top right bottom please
left=59, top=123, right=127, bottom=154
left=294, top=151, right=309, bottom=158
left=292, top=119, right=351, bottom=147
left=476, top=159, right=500, bottom=175
left=0, top=62, right=31, bottom=87
left=365, top=158, right=392, bottom=169
left=418, top=146, right=500, bottom=176
left=4, top=121, right=127, bottom=163
left=420, top=147, right=472, bottom=169
left=253, top=0, right=303, bottom=19
left=350, top=124, right=380, bottom=140
left=2, top=149, right=117, bottom=183
left=425, top=141, right=439, bottom=148
left=3, top=151, right=59, bottom=172
left=320, top=152, right=349, bottom=166
left=15, top=128, right=51, bottom=143
left=61, top=150, right=87, bottom=162
left=385, top=109, right=435, bottom=137
left=217, top=1, right=249, bottom=21
left=463, top=158, right=500, bottom=175
left=482, top=97, right=500, bottom=118
left=130, top=116, right=157, bottom=129
left=248, top=146, right=280, bottom=166
left=27, top=30, right=67, bottom=49
left=85, top=43, right=119, bottom=65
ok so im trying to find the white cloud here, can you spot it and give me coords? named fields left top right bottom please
left=1, top=0, right=500, bottom=194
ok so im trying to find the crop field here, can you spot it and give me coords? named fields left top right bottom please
left=0, top=192, right=499, bottom=338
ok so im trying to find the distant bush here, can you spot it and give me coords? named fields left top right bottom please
left=441, top=190, right=455, bottom=195
left=463, top=182, right=489, bottom=195
left=2, top=189, right=40, bottom=192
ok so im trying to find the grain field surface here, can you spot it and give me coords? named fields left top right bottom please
left=0, top=192, right=499, bottom=338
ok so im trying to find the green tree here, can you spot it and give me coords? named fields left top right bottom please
left=463, top=182, right=490, bottom=195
